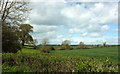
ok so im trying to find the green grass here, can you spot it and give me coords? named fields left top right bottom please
left=51, top=46, right=118, bottom=63
left=20, top=46, right=118, bottom=63
left=18, top=47, right=41, bottom=54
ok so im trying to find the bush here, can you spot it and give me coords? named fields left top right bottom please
left=69, top=48, right=73, bottom=50
left=2, top=53, right=118, bottom=72
left=36, top=47, right=40, bottom=49
left=77, top=45, right=87, bottom=49
left=49, top=46, right=55, bottom=51
left=61, top=44, right=73, bottom=50
left=33, top=45, right=37, bottom=49
left=77, top=42, right=87, bottom=49
left=40, top=46, right=50, bottom=53
left=57, top=48, right=65, bottom=50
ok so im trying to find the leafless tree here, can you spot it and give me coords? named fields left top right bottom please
left=0, top=0, right=31, bottom=25
left=41, top=38, right=49, bottom=46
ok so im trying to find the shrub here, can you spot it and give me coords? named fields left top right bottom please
left=69, top=48, right=73, bottom=50
left=96, top=45, right=100, bottom=48
left=40, top=46, right=50, bottom=53
left=61, top=44, right=72, bottom=50
left=61, top=40, right=73, bottom=50
left=57, top=48, right=65, bottom=50
left=49, top=46, right=55, bottom=51
left=2, top=53, right=118, bottom=72
left=77, top=42, right=86, bottom=49
left=33, top=45, right=37, bottom=49
left=36, top=47, right=40, bottom=49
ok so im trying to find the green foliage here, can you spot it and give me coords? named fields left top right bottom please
left=103, top=42, right=106, bottom=47
left=32, top=39, right=38, bottom=49
left=77, top=42, right=86, bottom=49
left=61, top=40, right=73, bottom=50
left=2, top=25, right=22, bottom=53
left=40, top=46, right=50, bottom=53
left=19, top=24, right=33, bottom=46
left=62, top=40, right=71, bottom=45
left=33, top=45, right=37, bottom=49
left=2, top=53, right=118, bottom=72
left=49, top=46, right=55, bottom=51
left=1, top=0, right=32, bottom=53
left=61, top=44, right=72, bottom=50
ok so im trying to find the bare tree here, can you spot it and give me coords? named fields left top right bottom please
left=41, top=38, right=49, bottom=46
left=40, top=38, right=50, bottom=53
left=0, top=0, right=31, bottom=25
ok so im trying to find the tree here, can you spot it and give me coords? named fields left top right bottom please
left=1, top=0, right=31, bottom=53
left=78, top=42, right=85, bottom=49
left=103, top=42, right=106, bottom=47
left=61, top=40, right=71, bottom=50
left=40, top=38, right=50, bottom=53
left=41, top=38, right=49, bottom=46
left=0, top=0, right=31, bottom=25
left=62, top=40, right=71, bottom=45
left=2, top=25, right=21, bottom=53
left=79, top=42, right=84, bottom=45
left=19, top=24, right=33, bottom=46
left=31, top=39, right=38, bottom=46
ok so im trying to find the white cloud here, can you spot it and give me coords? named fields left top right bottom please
left=31, top=24, right=57, bottom=32
left=28, top=2, right=118, bottom=44
left=57, top=35, right=64, bottom=39
left=29, top=0, right=120, bottom=2
left=82, top=32, right=88, bottom=37
left=101, top=25, right=109, bottom=31
left=90, top=32, right=101, bottom=37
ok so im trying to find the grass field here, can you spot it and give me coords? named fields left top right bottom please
left=21, top=46, right=118, bottom=63
left=51, top=46, right=118, bottom=63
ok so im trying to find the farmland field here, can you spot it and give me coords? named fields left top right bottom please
left=21, top=46, right=118, bottom=62
left=51, top=46, right=118, bottom=63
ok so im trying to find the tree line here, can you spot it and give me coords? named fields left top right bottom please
left=1, top=0, right=34, bottom=53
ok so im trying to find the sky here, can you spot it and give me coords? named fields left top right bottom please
left=25, top=0, right=119, bottom=45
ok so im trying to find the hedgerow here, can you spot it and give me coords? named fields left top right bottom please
left=2, top=53, right=118, bottom=72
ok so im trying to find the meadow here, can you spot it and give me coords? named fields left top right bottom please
left=2, top=45, right=119, bottom=72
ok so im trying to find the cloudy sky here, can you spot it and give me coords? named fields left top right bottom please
left=26, top=0, right=119, bottom=45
